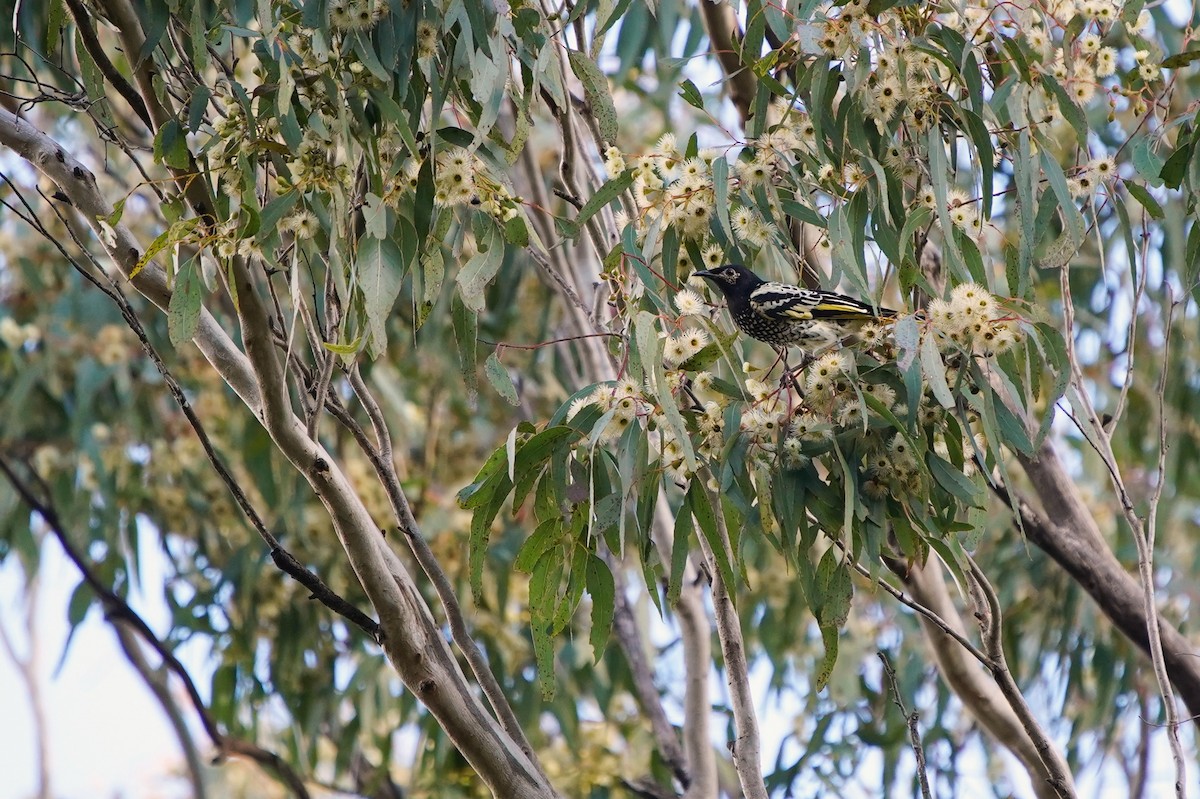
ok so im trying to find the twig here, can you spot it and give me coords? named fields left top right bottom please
left=603, top=547, right=691, bottom=787
left=1059, top=262, right=1186, bottom=797
left=336, top=365, right=544, bottom=775
left=0, top=459, right=312, bottom=799
left=696, top=480, right=767, bottom=799
left=966, top=557, right=1076, bottom=799
left=852, top=553, right=991, bottom=667
left=877, top=652, right=932, bottom=799
left=1144, top=290, right=1187, bottom=796
left=113, top=623, right=208, bottom=799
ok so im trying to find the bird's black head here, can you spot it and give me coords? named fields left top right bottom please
left=692, top=263, right=763, bottom=297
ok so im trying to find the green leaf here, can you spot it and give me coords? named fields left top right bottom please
left=210, top=662, right=237, bottom=727
left=133, top=217, right=200, bottom=277
left=927, top=453, right=982, bottom=505
left=320, top=338, right=363, bottom=356
left=1041, top=75, right=1086, bottom=147
left=358, top=236, right=407, bottom=354
left=452, top=294, right=478, bottom=397
left=957, top=107, right=995, bottom=219
left=1031, top=322, right=1069, bottom=446
left=668, top=498, right=692, bottom=606
left=45, top=0, right=67, bottom=54
left=679, top=78, right=704, bottom=110
left=513, top=426, right=579, bottom=511
left=106, top=197, right=128, bottom=228
left=66, top=580, right=92, bottom=627
left=586, top=554, right=615, bottom=659
left=893, top=315, right=921, bottom=372
left=920, top=333, right=955, bottom=409
left=467, top=468, right=513, bottom=603
left=187, top=85, right=211, bottom=132
left=557, top=168, right=634, bottom=240
left=503, top=215, right=529, bottom=247
left=1131, top=136, right=1166, bottom=187
left=515, top=519, right=562, bottom=573
left=1161, top=49, right=1200, bottom=69
left=257, top=193, right=300, bottom=241
left=484, top=352, right=519, bottom=405
left=456, top=229, right=504, bottom=313
left=567, top=49, right=618, bottom=145
left=168, top=257, right=203, bottom=347
left=417, top=246, right=444, bottom=330
left=1160, top=140, right=1194, bottom=189
left=1124, top=182, right=1165, bottom=219
left=688, top=482, right=735, bottom=605
left=813, top=547, right=852, bottom=691
left=152, top=119, right=191, bottom=171
left=532, top=619, right=556, bottom=700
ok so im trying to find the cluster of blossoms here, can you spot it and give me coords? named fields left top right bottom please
left=609, top=134, right=719, bottom=240
left=1068, top=155, right=1119, bottom=200
left=916, top=186, right=986, bottom=238
left=927, top=282, right=1022, bottom=356
left=326, top=0, right=388, bottom=31
left=0, top=317, right=40, bottom=350
left=663, top=327, right=710, bottom=368
left=390, top=148, right=523, bottom=221
left=728, top=348, right=992, bottom=501
left=287, top=129, right=352, bottom=194
left=279, top=208, right=321, bottom=240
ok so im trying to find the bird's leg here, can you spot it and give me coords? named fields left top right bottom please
left=776, top=346, right=807, bottom=403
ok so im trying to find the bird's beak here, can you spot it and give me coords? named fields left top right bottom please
left=691, top=269, right=716, bottom=280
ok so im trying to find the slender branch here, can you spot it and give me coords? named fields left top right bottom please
left=696, top=481, right=767, bottom=799
left=63, top=0, right=154, bottom=129
left=1059, top=261, right=1186, bottom=795
left=0, top=459, right=312, bottom=799
left=1143, top=290, right=1187, bottom=797
left=877, top=652, right=931, bottom=799
left=113, top=622, right=208, bottom=799
left=604, top=548, right=691, bottom=788
left=863, top=557, right=990, bottom=667
left=966, top=557, right=1077, bottom=799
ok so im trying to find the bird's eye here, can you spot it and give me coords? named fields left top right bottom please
left=724, top=268, right=737, bottom=280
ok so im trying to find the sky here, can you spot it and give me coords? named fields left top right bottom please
left=0, top=531, right=198, bottom=799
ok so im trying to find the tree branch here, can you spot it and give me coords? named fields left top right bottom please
left=695, top=482, right=767, bottom=799
left=697, top=0, right=756, bottom=125
left=112, top=622, right=208, bottom=799
left=891, top=557, right=1068, bottom=799
left=0, top=107, right=558, bottom=799
left=1057, top=261, right=1184, bottom=795
left=0, top=459, right=312, bottom=799
left=1010, top=448, right=1200, bottom=717
left=965, top=557, right=1077, bottom=799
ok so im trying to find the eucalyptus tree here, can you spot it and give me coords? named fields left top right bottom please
left=1, top=0, right=1197, bottom=797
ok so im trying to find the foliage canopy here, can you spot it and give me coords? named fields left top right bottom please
left=1, top=0, right=1199, bottom=797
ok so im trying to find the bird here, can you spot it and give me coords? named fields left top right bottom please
left=692, top=263, right=896, bottom=355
